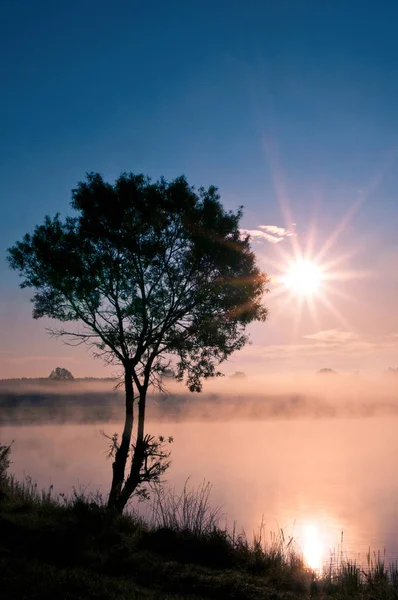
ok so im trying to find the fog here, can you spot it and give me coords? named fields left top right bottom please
left=1, top=372, right=398, bottom=426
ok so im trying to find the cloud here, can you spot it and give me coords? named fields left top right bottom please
left=241, top=224, right=296, bottom=245
left=303, top=329, right=358, bottom=344
left=241, top=225, right=296, bottom=244
left=259, top=225, right=294, bottom=237
left=241, top=229, right=284, bottom=244
left=237, top=330, right=398, bottom=362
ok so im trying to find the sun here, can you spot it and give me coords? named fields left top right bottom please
left=282, top=259, right=323, bottom=297
left=252, top=145, right=371, bottom=335
left=262, top=220, right=366, bottom=336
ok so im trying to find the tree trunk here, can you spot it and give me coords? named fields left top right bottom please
left=107, top=365, right=134, bottom=512
left=112, top=386, right=148, bottom=514
left=137, top=387, right=146, bottom=443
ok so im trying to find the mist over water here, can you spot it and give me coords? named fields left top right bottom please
left=2, top=372, right=398, bottom=424
left=2, top=373, right=398, bottom=568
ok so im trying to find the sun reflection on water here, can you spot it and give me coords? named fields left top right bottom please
left=303, top=524, right=323, bottom=571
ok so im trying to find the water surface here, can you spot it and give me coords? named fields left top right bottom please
left=3, top=416, right=398, bottom=569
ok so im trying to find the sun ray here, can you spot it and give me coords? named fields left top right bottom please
left=307, top=295, right=321, bottom=330
left=316, top=198, right=363, bottom=263
left=292, top=295, right=305, bottom=341
left=262, top=137, right=301, bottom=258
left=322, top=284, right=355, bottom=305
left=259, top=252, right=292, bottom=275
left=317, top=293, right=352, bottom=331
left=321, top=247, right=364, bottom=272
left=269, top=283, right=290, bottom=300
left=270, top=290, right=298, bottom=321
left=304, top=219, right=318, bottom=263
left=323, top=269, right=373, bottom=282
left=327, top=286, right=373, bottom=315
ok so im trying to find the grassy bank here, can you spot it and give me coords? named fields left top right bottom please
left=0, top=444, right=397, bottom=599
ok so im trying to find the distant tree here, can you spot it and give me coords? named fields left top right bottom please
left=230, top=371, right=247, bottom=379
left=317, top=368, right=338, bottom=375
left=385, top=367, right=398, bottom=376
left=8, top=172, right=269, bottom=514
left=48, top=367, right=74, bottom=381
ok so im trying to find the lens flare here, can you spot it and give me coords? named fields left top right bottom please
left=260, top=214, right=370, bottom=336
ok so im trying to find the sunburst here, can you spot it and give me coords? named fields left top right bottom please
left=258, top=138, right=377, bottom=337
left=259, top=212, right=370, bottom=338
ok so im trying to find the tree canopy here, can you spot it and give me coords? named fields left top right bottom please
left=9, top=173, right=267, bottom=390
left=8, top=172, right=269, bottom=511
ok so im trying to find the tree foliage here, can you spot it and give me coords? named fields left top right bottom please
left=48, top=367, right=74, bottom=381
left=8, top=172, right=269, bottom=512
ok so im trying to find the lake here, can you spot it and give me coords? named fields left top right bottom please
left=3, top=415, right=398, bottom=570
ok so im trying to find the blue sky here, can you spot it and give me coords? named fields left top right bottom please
left=1, top=0, right=398, bottom=377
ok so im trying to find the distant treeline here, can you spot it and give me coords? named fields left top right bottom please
left=0, top=377, right=117, bottom=383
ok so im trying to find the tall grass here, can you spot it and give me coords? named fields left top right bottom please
left=147, top=479, right=310, bottom=588
left=5, top=474, right=57, bottom=505
left=320, top=545, right=398, bottom=598
left=149, top=479, right=221, bottom=535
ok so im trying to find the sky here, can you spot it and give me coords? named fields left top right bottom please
left=1, top=0, right=398, bottom=378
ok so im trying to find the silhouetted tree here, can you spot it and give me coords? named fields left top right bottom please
left=317, top=368, right=338, bottom=375
left=385, top=367, right=398, bottom=376
left=7, top=172, right=268, bottom=514
left=48, top=367, right=74, bottom=380
left=230, top=371, right=247, bottom=379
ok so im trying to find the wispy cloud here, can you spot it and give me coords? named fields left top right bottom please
left=241, top=229, right=283, bottom=244
left=303, top=329, right=358, bottom=344
left=241, top=224, right=296, bottom=244
left=259, top=225, right=295, bottom=237
left=237, top=330, right=398, bottom=362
